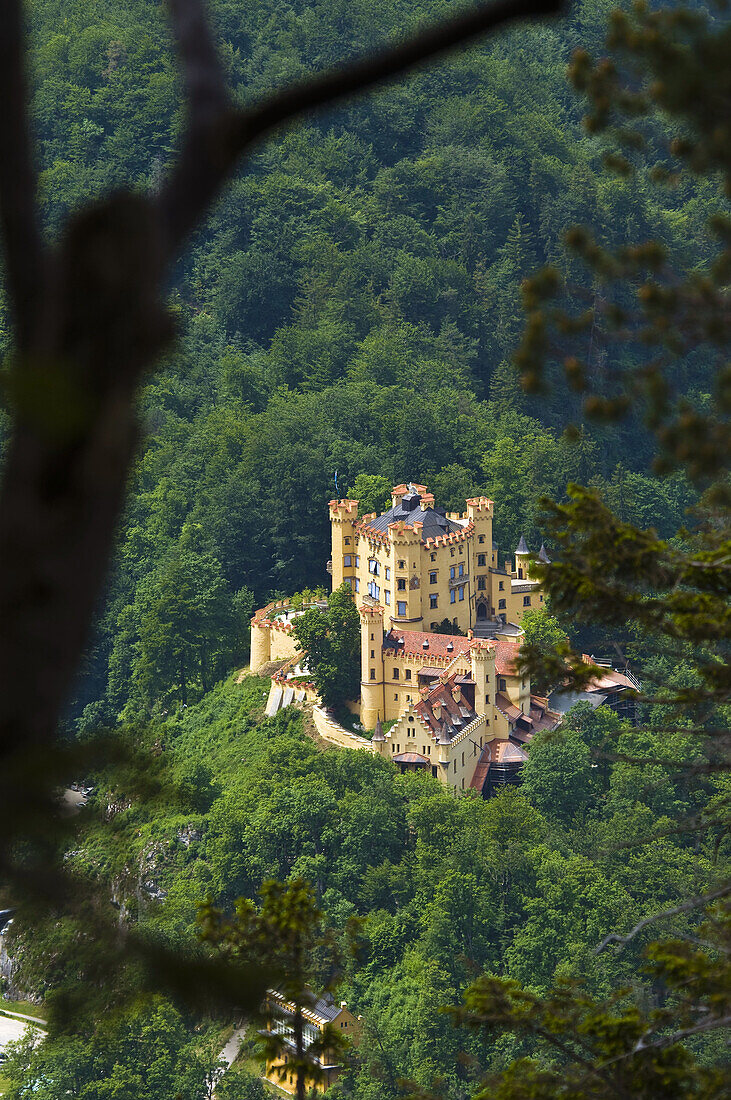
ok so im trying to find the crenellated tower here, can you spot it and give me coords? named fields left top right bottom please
left=329, top=498, right=359, bottom=590
left=359, top=604, right=385, bottom=729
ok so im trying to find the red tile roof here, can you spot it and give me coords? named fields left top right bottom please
left=493, top=638, right=520, bottom=675
left=393, top=752, right=430, bottom=765
left=484, top=738, right=528, bottom=764
left=495, top=693, right=523, bottom=722
left=414, top=675, right=478, bottom=738
left=386, top=629, right=471, bottom=660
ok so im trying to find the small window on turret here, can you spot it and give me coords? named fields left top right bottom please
left=344, top=537, right=351, bottom=545
left=478, top=535, right=485, bottom=543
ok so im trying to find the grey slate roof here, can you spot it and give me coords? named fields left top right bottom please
left=364, top=493, right=462, bottom=542
left=538, top=543, right=551, bottom=563
left=515, top=535, right=529, bottom=554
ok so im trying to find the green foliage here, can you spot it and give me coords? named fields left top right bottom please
left=291, top=583, right=361, bottom=710
left=452, top=901, right=731, bottom=1098
left=519, top=609, right=568, bottom=692
left=346, top=473, right=392, bottom=516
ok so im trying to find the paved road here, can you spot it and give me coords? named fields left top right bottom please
left=0, top=1015, right=39, bottom=1053
left=219, top=1026, right=246, bottom=1069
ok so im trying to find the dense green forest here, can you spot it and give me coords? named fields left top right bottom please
left=0, top=0, right=727, bottom=1097
left=0, top=0, right=710, bottom=723
left=4, top=676, right=727, bottom=1097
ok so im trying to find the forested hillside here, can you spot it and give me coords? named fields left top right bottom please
left=4, top=676, right=726, bottom=1097
left=0, top=1, right=727, bottom=1097
left=0, top=0, right=710, bottom=724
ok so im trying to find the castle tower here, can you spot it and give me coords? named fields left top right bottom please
left=470, top=640, right=498, bottom=730
left=360, top=604, right=385, bottom=730
left=329, top=499, right=359, bottom=591
left=250, top=613, right=271, bottom=672
left=388, top=521, right=423, bottom=626
left=514, top=535, right=530, bottom=581
left=466, top=497, right=494, bottom=555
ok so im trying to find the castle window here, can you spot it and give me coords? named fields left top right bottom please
left=344, top=554, right=352, bottom=567
left=430, top=553, right=436, bottom=561
left=462, top=778, right=465, bottom=789
left=343, top=577, right=352, bottom=588
left=344, top=537, right=351, bottom=545
left=394, top=694, right=398, bottom=701
left=370, top=669, right=376, bottom=680
left=459, top=586, right=464, bottom=601
left=369, top=559, right=380, bottom=575
left=430, top=594, right=438, bottom=609
left=485, top=693, right=490, bottom=704
left=371, top=650, right=374, bottom=658
left=499, top=581, right=504, bottom=591
left=459, top=546, right=463, bottom=554
left=406, top=694, right=411, bottom=702
left=458, top=563, right=464, bottom=577
left=477, top=554, right=486, bottom=567
left=477, top=576, right=486, bottom=590
left=540, top=594, right=544, bottom=602
left=450, top=566, right=455, bottom=580
left=405, top=669, right=411, bottom=680
left=462, top=752, right=464, bottom=766
left=523, top=595, right=531, bottom=606
left=499, top=678, right=506, bottom=691
left=397, top=601, right=406, bottom=616
left=518, top=568, right=523, bottom=579
left=354, top=578, right=360, bottom=592
left=478, top=534, right=485, bottom=543
left=450, top=549, right=454, bottom=557
left=393, top=667, right=399, bottom=679
left=397, top=578, right=406, bottom=591
left=498, top=598, right=506, bottom=610
left=385, top=590, right=391, bottom=605
left=399, top=560, right=406, bottom=569
left=356, top=556, right=360, bottom=566
left=429, top=571, right=437, bottom=584
left=385, top=567, right=391, bottom=580
left=450, top=589, right=456, bottom=604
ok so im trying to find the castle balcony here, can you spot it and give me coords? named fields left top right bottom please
left=448, top=572, right=468, bottom=587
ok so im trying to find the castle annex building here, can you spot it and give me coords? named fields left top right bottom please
left=329, top=483, right=548, bottom=635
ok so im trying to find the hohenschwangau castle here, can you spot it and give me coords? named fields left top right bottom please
left=250, top=483, right=634, bottom=796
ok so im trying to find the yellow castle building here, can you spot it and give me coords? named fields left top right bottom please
left=328, top=482, right=548, bottom=634
left=250, top=480, right=559, bottom=797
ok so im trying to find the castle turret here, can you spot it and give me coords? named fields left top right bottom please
left=329, top=499, right=359, bottom=591
left=514, top=535, right=530, bottom=581
left=250, top=611, right=272, bottom=672
left=470, top=639, right=498, bottom=731
left=360, top=605, right=385, bottom=730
